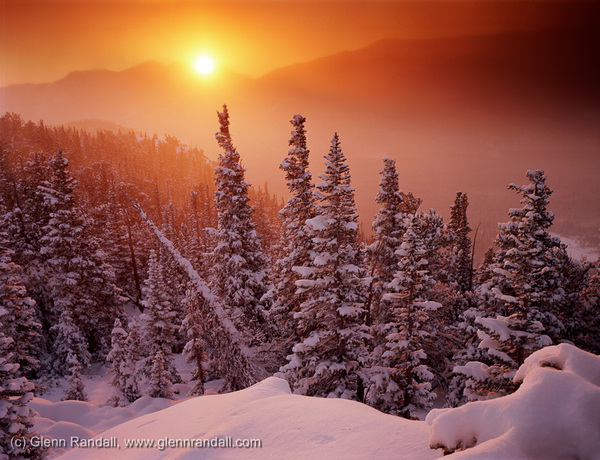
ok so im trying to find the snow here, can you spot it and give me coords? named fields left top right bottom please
left=58, top=377, right=440, bottom=459
left=427, top=344, right=600, bottom=458
left=20, top=344, right=599, bottom=459
left=291, top=266, right=316, bottom=277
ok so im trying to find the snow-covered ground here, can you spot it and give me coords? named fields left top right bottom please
left=428, top=344, right=600, bottom=459
left=31, top=344, right=599, bottom=459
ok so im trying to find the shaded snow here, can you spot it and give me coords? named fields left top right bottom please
left=58, top=377, right=440, bottom=459
left=427, top=344, right=600, bottom=459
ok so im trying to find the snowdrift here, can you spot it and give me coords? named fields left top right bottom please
left=427, top=343, right=600, bottom=459
left=42, top=344, right=598, bottom=459
left=58, top=377, right=439, bottom=459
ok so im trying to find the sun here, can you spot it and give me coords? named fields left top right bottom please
left=194, top=56, right=215, bottom=75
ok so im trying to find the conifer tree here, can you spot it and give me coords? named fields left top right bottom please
left=266, top=115, right=316, bottom=335
left=181, top=289, right=207, bottom=396
left=63, top=351, right=87, bottom=401
left=365, top=158, right=426, bottom=377
left=283, top=133, right=368, bottom=400
left=107, top=318, right=141, bottom=405
left=0, top=211, right=42, bottom=458
left=445, top=191, right=472, bottom=292
left=186, top=190, right=208, bottom=272
left=148, top=350, right=174, bottom=399
left=367, top=213, right=438, bottom=418
left=212, top=105, right=270, bottom=343
left=0, top=213, right=41, bottom=378
left=452, top=170, right=566, bottom=401
left=124, top=197, right=258, bottom=392
left=367, top=158, right=416, bottom=326
left=140, top=249, right=181, bottom=384
left=3, top=152, right=52, bottom=344
left=41, top=150, right=124, bottom=368
left=0, top=332, right=41, bottom=459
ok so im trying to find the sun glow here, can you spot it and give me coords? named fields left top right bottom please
left=194, top=56, right=215, bottom=75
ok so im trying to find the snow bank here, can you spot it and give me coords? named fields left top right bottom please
left=59, top=377, right=440, bottom=459
left=427, top=344, right=600, bottom=459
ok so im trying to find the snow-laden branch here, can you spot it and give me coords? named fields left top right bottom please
left=119, top=184, right=258, bottom=390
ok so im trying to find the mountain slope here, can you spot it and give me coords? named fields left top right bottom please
left=1, top=24, right=598, bottom=249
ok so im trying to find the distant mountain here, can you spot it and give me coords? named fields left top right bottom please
left=1, top=24, right=598, bottom=251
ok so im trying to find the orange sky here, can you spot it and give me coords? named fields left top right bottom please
left=0, top=0, right=587, bottom=87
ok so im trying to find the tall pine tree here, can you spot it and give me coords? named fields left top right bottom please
left=367, top=213, right=438, bottom=418
left=212, top=106, right=270, bottom=344
left=283, top=133, right=368, bottom=400
left=266, top=114, right=317, bottom=336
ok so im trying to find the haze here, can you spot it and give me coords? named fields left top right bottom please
left=1, top=0, right=599, bottom=255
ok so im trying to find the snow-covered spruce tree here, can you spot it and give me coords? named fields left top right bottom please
left=0, top=332, right=41, bottom=459
left=366, top=157, right=422, bottom=328
left=107, top=318, right=141, bottom=405
left=282, top=133, right=368, bottom=400
left=2, top=152, right=52, bottom=361
left=181, top=289, right=207, bottom=396
left=445, top=191, right=472, bottom=292
left=87, top=173, right=144, bottom=311
left=148, top=350, right=174, bottom=400
left=0, top=214, right=41, bottom=379
left=51, top=307, right=91, bottom=383
left=212, top=106, right=270, bottom=344
left=140, top=249, right=181, bottom=385
left=367, top=213, right=439, bottom=418
left=265, top=114, right=316, bottom=336
left=41, top=150, right=124, bottom=370
left=452, top=170, right=567, bottom=401
left=63, top=351, right=87, bottom=401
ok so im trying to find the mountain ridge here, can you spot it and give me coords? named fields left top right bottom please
left=0, top=25, right=598, bottom=250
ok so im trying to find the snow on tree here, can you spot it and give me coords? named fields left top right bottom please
left=0, top=333, right=41, bottom=459
left=366, top=157, right=422, bottom=329
left=0, top=211, right=42, bottom=457
left=181, top=289, right=207, bottom=396
left=84, top=170, right=144, bottom=311
left=122, top=192, right=258, bottom=392
left=40, top=150, right=124, bottom=369
left=211, top=105, right=270, bottom=343
left=63, top=350, right=87, bottom=401
left=478, top=170, right=568, bottom=329
left=265, top=114, right=317, bottom=336
left=282, top=133, right=368, bottom=400
left=50, top=308, right=91, bottom=378
left=0, top=213, right=41, bottom=378
left=445, top=191, right=472, bottom=292
left=453, top=170, right=569, bottom=401
left=148, top=350, right=174, bottom=400
left=367, top=213, right=439, bottom=418
left=107, top=318, right=141, bottom=406
left=140, top=249, right=181, bottom=385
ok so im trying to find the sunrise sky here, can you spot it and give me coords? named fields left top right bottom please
left=0, top=0, right=592, bottom=87
left=1, top=0, right=598, bottom=253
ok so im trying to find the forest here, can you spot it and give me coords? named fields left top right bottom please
left=1, top=108, right=599, bottom=458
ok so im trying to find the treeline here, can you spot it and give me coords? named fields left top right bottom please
left=1, top=109, right=599, bottom=457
